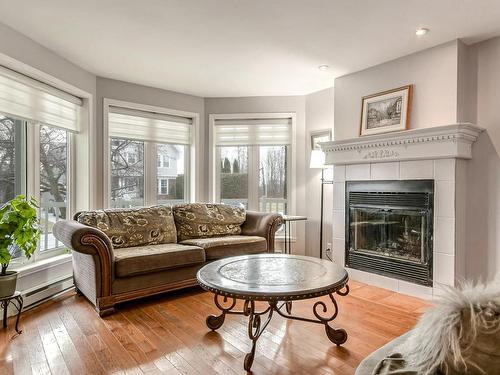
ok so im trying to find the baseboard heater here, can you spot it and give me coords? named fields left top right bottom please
left=23, top=275, right=74, bottom=309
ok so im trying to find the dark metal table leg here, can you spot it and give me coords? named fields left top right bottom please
left=243, top=300, right=274, bottom=371
left=13, top=296, right=23, bottom=334
left=275, top=285, right=350, bottom=346
left=2, top=301, right=6, bottom=329
left=206, top=294, right=237, bottom=331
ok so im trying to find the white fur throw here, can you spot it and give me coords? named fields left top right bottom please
left=397, top=280, right=500, bottom=375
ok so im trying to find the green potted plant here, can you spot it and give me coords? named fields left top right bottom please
left=0, top=195, right=40, bottom=298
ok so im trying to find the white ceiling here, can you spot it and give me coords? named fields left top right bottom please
left=1, top=0, right=500, bottom=97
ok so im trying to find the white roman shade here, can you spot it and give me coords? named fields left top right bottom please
left=0, top=65, right=83, bottom=132
left=214, top=118, right=292, bottom=146
left=108, top=106, right=193, bottom=145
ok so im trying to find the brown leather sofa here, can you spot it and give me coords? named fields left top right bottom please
left=53, top=203, right=283, bottom=316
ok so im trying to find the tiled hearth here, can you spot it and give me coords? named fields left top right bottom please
left=321, top=124, right=484, bottom=299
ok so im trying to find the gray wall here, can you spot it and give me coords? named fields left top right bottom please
left=461, top=37, right=500, bottom=281
left=334, top=41, right=459, bottom=140
left=95, top=77, right=206, bottom=206
left=333, top=38, right=500, bottom=282
left=205, top=96, right=307, bottom=254
left=304, top=88, right=334, bottom=258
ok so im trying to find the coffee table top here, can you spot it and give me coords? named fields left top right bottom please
left=197, top=254, right=348, bottom=301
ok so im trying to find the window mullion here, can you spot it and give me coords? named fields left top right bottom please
left=248, top=146, right=259, bottom=211
left=144, top=141, right=156, bottom=206
left=26, top=122, right=41, bottom=261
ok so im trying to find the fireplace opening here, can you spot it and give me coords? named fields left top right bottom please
left=345, top=180, right=434, bottom=286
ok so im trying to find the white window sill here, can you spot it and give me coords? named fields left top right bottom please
left=11, top=253, right=72, bottom=277
left=275, top=235, right=298, bottom=243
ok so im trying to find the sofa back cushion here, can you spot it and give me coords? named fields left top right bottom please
left=75, top=205, right=177, bottom=248
left=173, top=203, right=246, bottom=241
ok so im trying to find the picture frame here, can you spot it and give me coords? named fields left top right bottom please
left=360, top=85, right=413, bottom=136
left=310, top=129, right=332, bottom=150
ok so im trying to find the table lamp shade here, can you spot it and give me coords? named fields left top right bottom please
left=310, top=149, right=326, bottom=169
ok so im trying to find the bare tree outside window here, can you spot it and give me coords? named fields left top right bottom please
left=0, top=116, right=16, bottom=205
left=110, top=138, right=145, bottom=207
left=259, top=146, right=287, bottom=214
left=39, top=124, right=68, bottom=251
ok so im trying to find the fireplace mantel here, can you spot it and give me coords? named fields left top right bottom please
left=321, top=123, right=484, bottom=165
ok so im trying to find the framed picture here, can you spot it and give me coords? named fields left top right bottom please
left=310, top=129, right=332, bottom=150
left=360, top=85, right=413, bottom=136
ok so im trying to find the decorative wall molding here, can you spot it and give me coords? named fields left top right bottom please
left=322, top=123, right=484, bottom=165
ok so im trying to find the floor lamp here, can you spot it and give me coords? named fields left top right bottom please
left=310, top=150, right=334, bottom=260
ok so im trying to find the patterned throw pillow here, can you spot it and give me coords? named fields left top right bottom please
left=76, top=205, right=177, bottom=248
left=173, top=203, right=246, bottom=241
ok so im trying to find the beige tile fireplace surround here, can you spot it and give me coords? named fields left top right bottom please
left=321, top=124, right=484, bottom=299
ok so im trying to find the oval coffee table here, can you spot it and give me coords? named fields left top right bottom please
left=197, top=254, right=349, bottom=371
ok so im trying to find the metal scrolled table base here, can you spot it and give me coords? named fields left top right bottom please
left=206, top=285, right=349, bottom=371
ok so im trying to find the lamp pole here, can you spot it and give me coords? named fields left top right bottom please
left=319, top=168, right=334, bottom=260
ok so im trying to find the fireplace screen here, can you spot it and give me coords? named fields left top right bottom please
left=349, top=207, right=426, bottom=263
left=345, top=180, right=434, bottom=286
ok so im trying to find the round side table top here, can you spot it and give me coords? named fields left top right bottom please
left=197, top=254, right=348, bottom=301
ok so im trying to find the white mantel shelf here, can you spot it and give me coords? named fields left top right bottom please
left=321, top=123, right=484, bottom=165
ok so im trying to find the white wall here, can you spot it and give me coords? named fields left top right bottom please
left=204, top=96, right=307, bottom=254
left=462, top=37, right=500, bottom=281
left=334, top=41, right=459, bottom=140
left=304, top=88, right=334, bottom=258
left=95, top=77, right=206, bottom=206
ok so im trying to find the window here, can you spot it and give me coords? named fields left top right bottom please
left=39, top=125, right=69, bottom=252
left=213, top=116, right=292, bottom=214
left=0, top=66, right=83, bottom=263
left=0, top=115, right=24, bottom=205
left=158, top=153, right=171, bottom=168
left=157, top=144, right=186, bottom=204
left=106, top=101, right=194, bottom=207
left=110, top=139, right=145, bottom=207
left=217, top=146, right=249, bottom=208
left=0, top=116, right=73, bottom=260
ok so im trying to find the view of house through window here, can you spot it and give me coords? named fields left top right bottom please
left=157, top=144, right=186, bottom=205
left=107, top=105, right=193, bottom=208
left=110, top=139, right=145, bottom=208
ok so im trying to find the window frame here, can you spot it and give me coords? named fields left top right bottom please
left=3, top=118, right=75, bottom=266
left=209, top=113, right=296, bottom=216
left=103, top=99, right=200, bottom=208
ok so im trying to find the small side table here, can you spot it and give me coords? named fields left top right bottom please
left=1, top=291, right=23, bottom=334
left=282, top=215, right=307, bottom=254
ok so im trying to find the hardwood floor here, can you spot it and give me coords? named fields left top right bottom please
left=0, top=281, right=431, bottom=375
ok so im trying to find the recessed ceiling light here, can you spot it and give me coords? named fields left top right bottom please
left=415, top=28, right=429, bottom=36
left=318, top=65, right=329, bottom=71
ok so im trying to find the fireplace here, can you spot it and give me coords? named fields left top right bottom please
left=345, top=180, right=434, bottom=286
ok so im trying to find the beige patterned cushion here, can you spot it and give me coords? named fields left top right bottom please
left=173, top=203, right=246, bottom=241
left=76, top=205, right=177, bottom=248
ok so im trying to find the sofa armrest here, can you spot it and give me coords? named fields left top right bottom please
left=241, top=211, right=283, bottom=252
left=53, top=220, right=114, bottom=298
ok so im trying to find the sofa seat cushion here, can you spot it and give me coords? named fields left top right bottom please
left=180, top=235, right=266, bottom=260
left=114, top=243, right=205, bottom=277
left=76, top=205, right=177, bottom=248
left=173, top=203, right=246, bottom=241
